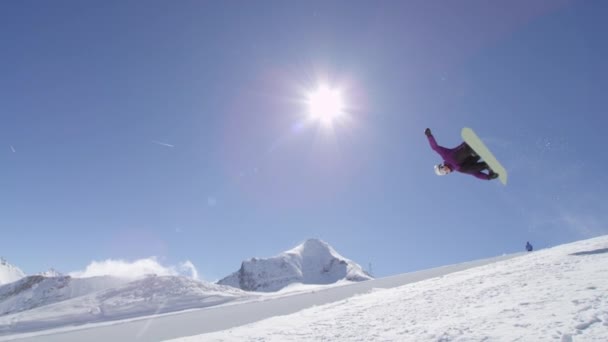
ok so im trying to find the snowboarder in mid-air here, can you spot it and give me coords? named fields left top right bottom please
left=425, top=128, right=499, bottom=180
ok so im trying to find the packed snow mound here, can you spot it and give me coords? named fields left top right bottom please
left=0, top=275, right=251, bottom=335
left=0, top=275, right=128, bottom=316
left=0, top=258, right=25, bottom=285
left=218, top=238, right=372, bottom=292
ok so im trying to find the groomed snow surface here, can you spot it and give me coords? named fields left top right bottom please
left=2, top=236, right=608, bottom=341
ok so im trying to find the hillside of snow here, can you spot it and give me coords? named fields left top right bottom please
left=1, top=251, right=520, bottom=342
left=174, top=235, right=608, bottom=342
left=218, top=239, right=372, bottom=292
left=0, top=275, right=251, bottom=335
left=0, top=259, right=25, bottom=286
left=0, top=275, right=129, bottom=316
left=2, top=235, right=607, bottom=341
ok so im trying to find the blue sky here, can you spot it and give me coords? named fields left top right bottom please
left=2, top=0, right=607, bottom=280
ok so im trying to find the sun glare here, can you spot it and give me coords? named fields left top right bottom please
left=307, top=85, right=344, bottom=126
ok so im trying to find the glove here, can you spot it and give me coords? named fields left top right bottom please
left=424, top=128, right=432, bottom=136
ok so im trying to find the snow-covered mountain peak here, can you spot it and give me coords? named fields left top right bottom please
left=287, top=238, right=339, bottom=258
left=0, top=257, right=26, bottom=285
left=218, top=239, right=372, bottom=292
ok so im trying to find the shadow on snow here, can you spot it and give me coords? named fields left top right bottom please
left=570, top=248, right=608, bottom=256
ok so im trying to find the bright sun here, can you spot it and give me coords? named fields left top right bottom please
left=307, top=85, right=344, bottom=126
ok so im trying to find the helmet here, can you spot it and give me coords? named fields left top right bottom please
left=434, top=164, right=449, bottom=176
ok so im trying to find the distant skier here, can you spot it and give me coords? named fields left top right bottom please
left=425, top=128, right=498, bottom=180
left=526, top=241, right=533, bottom=252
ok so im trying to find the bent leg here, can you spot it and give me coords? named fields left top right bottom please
left=460, top=161, right=489, bottom=174
left=454, top=143, right=479, bottom=164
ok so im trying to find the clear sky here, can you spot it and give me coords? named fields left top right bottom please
left=2, top=0, right=607, bottom=280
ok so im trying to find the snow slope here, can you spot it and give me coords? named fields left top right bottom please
left=1, top=252, right=520, bottom=341
left=0, top=259, right=25, bottom=286
left=0, top=275, right=129, bottom=316
left=3, top=235, right=607, bottom=341
left=175, top=235, right=608, bottom=342
left=0, top=276, right=250, bottom=336
left=218, top=238, right=372, bottom=292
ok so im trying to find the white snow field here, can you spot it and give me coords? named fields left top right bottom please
left=174, top=236, right=608, bottom=342
left=2, top=235, right=607, bottom=341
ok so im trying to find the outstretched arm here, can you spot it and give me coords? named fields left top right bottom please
left=425, top=128, right=442, bottom=154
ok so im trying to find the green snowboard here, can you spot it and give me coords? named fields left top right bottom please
left=461, top=127, right=508, bottom=185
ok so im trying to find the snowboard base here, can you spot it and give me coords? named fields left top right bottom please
left=461, top=127, right=508, bottom=185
